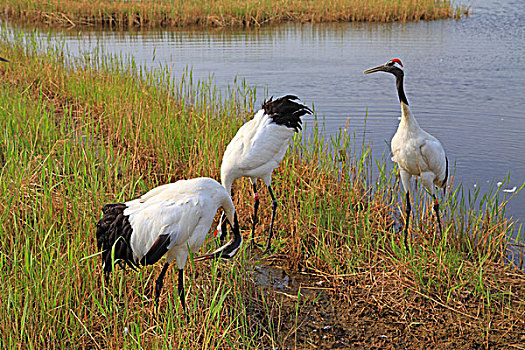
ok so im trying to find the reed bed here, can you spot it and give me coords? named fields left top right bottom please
left=0, top=34, right=523, bottom=349
left=1, top=0, right=469, bottom=29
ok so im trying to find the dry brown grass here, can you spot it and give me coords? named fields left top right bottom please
left=1, top=0, right=469, bottom=29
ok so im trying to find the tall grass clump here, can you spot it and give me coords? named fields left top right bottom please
left=0, top=31, right=523, bottom=349
left=1, top=0, right=470, bottom=29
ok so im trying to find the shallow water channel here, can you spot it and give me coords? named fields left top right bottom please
left=5, top=0, right=525, bottom=230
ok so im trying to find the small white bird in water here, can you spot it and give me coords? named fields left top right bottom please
left=503, top=186, right=517, bottom=193
left=96, top=177, right=242, bottom=312
left=364, top=59, right=448, bottom=247
left=219, top=95, right=312, bottom=254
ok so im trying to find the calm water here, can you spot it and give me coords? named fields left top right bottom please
left=4, top=1, right=525, bottom=227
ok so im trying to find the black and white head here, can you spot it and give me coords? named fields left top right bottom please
left=195, top=211, right=242, bottom=262
left=363, top=58, right=409, bottom=105
left=220, top=211, right=241, bottom=259
left=363, top=58, right=404, bottom=77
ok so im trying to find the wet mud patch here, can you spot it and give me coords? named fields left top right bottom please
left=245, top=256, right=525, bottom=350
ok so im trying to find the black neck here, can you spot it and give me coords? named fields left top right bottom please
left=395, top=72, right=409, bottom=106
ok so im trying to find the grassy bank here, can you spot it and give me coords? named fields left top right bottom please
left=0, top=0, right=469, bottom=29
left=0, top=34, right=524, bottom=349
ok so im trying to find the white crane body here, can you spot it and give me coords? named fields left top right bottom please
left=364, top=59, right=448, bottom=246
left=219, top=95, right=312, bottom=253
left=391, top=104, right=447, bottom=193
left=96, top=177, right=242, bottom=310
left=123, top=178, right=237, bottom=268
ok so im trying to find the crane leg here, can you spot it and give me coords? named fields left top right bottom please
left=251, top=182, right=260, bottom=241
left=177, top=268, right=187, bottom=312
left=404, top=191, right=411, bottom=249
left=432, top=195, right=443, bottom=237
left=263, top=185, right=278, bottom=255
left=155, top=262, right=170, bottom=305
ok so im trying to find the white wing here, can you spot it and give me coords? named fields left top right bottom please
left=126, top=195, right=200, bottom=261
left=420, top=137, right=447, bottom=186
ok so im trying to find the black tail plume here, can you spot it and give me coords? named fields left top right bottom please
left=262, top=95, right=312, bottom=132
left=96, top=203, right=138, bottom=274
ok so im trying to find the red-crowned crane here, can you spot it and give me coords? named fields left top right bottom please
left=96, top=177, right=242, bottom=311
left=218, top=95, right=312, bottom=254
left=363, top=59, right=448, bottom=247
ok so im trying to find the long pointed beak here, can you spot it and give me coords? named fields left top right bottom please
left=193, top=251, right=219, bottom=262
left=363, top=64, right=386, bottom=75
left=0, top=57, right=8, bottom=62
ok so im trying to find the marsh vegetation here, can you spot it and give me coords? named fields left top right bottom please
left=0, top=31, right=523, bottom=348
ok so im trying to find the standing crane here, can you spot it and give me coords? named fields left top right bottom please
left=96, top=177, right=242, bottom=311
left=363, top=59, right=448, bottom=247
left=219, top=95, right=312, bottom=254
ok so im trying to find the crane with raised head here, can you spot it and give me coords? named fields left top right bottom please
left=218, top=95, right=312, bottom=254
left=96, top=177, right=242, bottom=312
left=364, top=58, right=448, bottom=247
